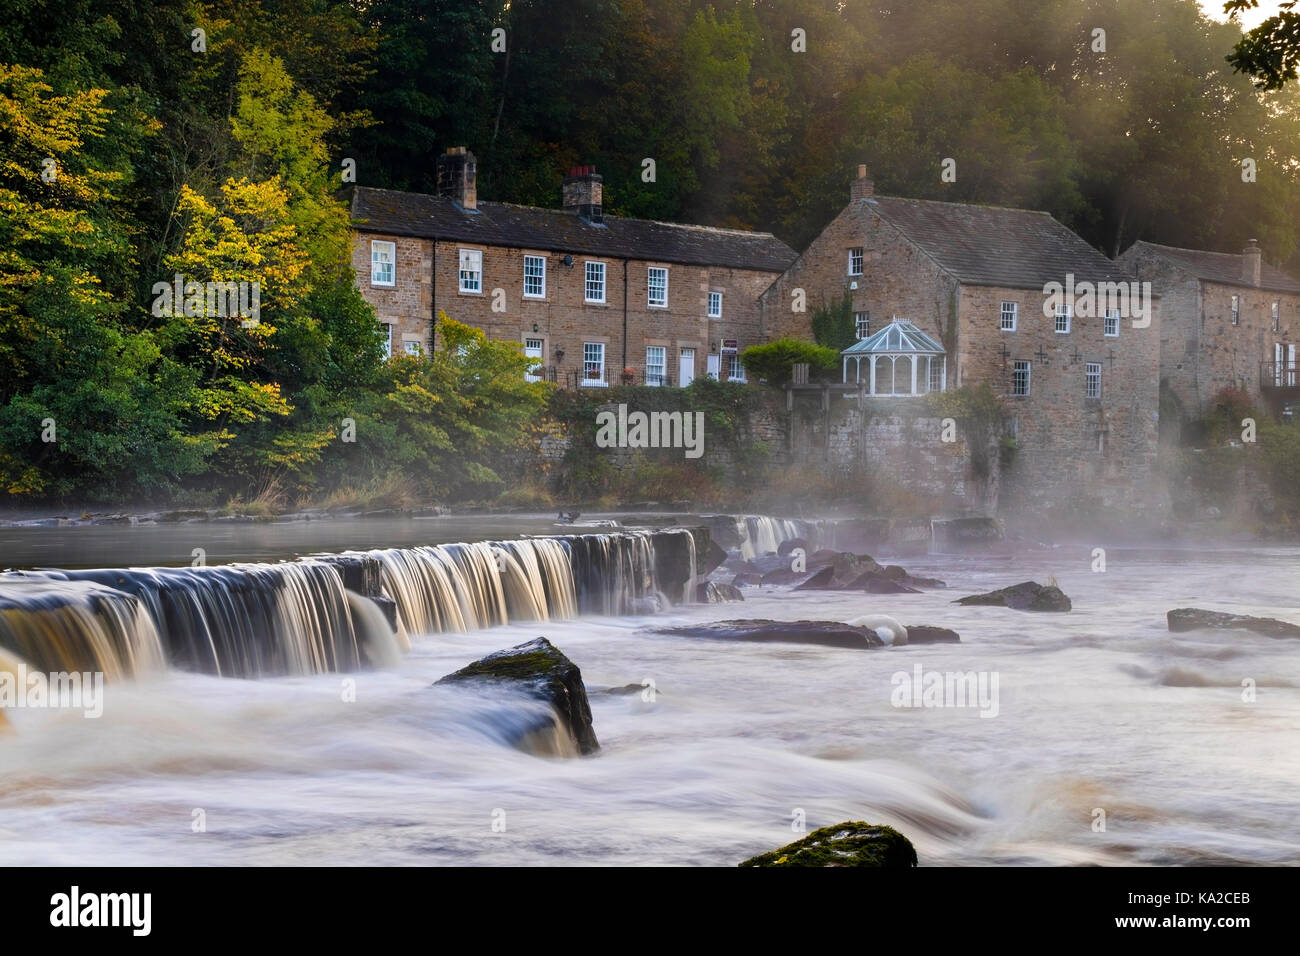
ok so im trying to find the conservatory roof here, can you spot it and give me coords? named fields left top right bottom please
left=841, top=318, right=945, bottom=356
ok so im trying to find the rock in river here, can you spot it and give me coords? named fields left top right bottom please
left=954, top=580, right=1071, bottom=612
left=660, top=619, right=885, bottom=649
left=1167, top=608, right=1300, bottom=639
left=435, top=637, right=599, bottom=755
left=739, top=822, right=918, bottom=867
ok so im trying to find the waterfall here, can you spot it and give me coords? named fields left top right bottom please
left=0, top=528, right=699, bottom=681
left=0, top=578, right=166, bottom=679
left=8, top=562, right=364, bottom=679
left=737, top=515, right=820, bottom=559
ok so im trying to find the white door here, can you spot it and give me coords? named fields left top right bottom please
left=679, top=348, right=695, bottom=386
left=1277, top=343, right=1286, bottom=387
left=1290, top=344, right=1297, bottom=386
left=706, top=353, right=720, bottom=380
left=524, top=337, right=544, bottom=382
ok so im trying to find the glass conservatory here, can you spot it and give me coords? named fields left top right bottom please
left=841, top=317, right=947, bottom=396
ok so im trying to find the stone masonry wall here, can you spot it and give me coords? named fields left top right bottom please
left=353, top=231, right=781, bottom=386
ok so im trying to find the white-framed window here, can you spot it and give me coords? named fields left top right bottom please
left=370, top=241, right=395, bottom=286
left=848, top=247, right=864, bottom=276
left=1104, top=308, right=1120, bottom=337
left=458, top=248, right=482, bottom=293
left=1231, top=295, right=1240, bottom=326
left=380, top=322, right=393, bottom=359
left=404, top=340, right=422, bottom=356
left=645, top=346, right=667, bottom=386
left=708, top=291, right=722, bottom=318
left=728, top=353, right=745, bottom=382
left=582, top=342, right=605, bottom=385
left=523, top=255, right=546, bottom=298
left=1085, top=362, right=1102, bottom=399
left=647, top=267, right=668, bottom=308
left=1000, top=301, right=1017, bottom=332
left=1272, top=300, right=1280, bottom=332
left=1054, top=303, right=1071, bottom=333
left=585, top=261, right=606, bottom=303
left=855, top=312, right=870, bottom=339
left=1012, top=360, right=1031, bottom=396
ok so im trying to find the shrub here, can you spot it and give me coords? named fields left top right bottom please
left=739, top=339, right=840, bottom=385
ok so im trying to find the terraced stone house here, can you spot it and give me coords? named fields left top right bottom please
left=349, top=147, right=796, bottom=388
left=1117, top=240, right=1300, bottom=421
left=759, top=165, right=1164, bottom=514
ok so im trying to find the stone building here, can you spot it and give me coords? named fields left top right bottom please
left=758, top=165, right=1164, bottom=515
left=1117, top=240, right=1300, bottom=419
left=348, top=147, right=795, bottom=387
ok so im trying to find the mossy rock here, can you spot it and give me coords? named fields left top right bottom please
left=436, top=637, right=599, bottom=754
left=740, top=822, right=917, bottom=867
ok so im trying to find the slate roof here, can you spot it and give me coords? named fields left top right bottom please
left=865, top=195, right=1132, bottom=290
left=842, top=318, right=945, bottom=355
left=350, top=186, right=797, bottom=273
left=1127, top=240, right=1300, bottom=294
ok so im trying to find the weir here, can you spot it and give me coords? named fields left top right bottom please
left=0, top=528, right=703, bottom=681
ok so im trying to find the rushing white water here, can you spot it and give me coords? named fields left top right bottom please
left=0, top=540, right=1297, bottom=866
left=737, top=515, right=809, bottom=559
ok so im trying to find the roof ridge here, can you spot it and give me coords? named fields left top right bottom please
left=355, top=187, right=783, bottom=242
left=870, top=194, right=1053, bottom=217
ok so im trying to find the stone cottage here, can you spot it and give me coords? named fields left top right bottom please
left=348, top=147, right=796, bottom=388
left=758, top=165, right=1164, bottom=515
left=1117, top=240, right=1300, bottom=420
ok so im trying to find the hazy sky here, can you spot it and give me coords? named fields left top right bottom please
left=1197, top=0, right=1288, bottom=29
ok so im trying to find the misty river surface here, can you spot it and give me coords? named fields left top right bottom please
left=1, top=521, right=1298, bottom=866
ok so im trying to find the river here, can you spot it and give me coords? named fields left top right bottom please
left=0, top=516, right=1297, bottom=866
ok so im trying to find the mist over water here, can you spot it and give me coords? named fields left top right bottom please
left=1, top=522, right=1298, bottom=866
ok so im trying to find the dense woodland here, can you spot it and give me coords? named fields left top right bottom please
left=2, top=0, right=1298, bottom=505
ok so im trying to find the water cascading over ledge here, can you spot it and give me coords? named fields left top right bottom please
left=0, top=528, right=704, bottom=680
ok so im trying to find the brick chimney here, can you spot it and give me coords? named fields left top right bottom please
left=437, top=147, right=477, bottom=210
left=1242, top=239, right=1262, bottom=286
left=851, top=163, right=874, bottom=201
left=563, top=166, right=603, bottom=223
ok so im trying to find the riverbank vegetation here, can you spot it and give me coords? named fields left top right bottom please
left=4, top=1, right=1300, bottom=510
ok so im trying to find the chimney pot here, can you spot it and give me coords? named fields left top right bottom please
left=437, top=147, right=477, bottom=211
left=851, top=163, right=874, bottom=202
left=1243, top=238, right=1262, bottom=286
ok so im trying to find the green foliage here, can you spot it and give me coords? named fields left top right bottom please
left=811, top=293, right=857, bottom=351
left=1225, top=1, right=1300, bottom=90
left=739, top=339, right=840, bottom=386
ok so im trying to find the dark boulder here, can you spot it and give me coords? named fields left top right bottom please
left=697, top=581, right=744, bottom=603
left=777, top=537, right=808, bottom=557
left=851, top=572, right=922, bottom=594
left=660, top=619, right=884, bottom=649
left=905, top=625, right=961, bottom=644
left=759, top=567, right=805, bottom=586
left=1167, top=608, right=1300, bottom=639
left=793, top=566, right=838, bottom=590
left=697, top=539, right=728, bottom=579
left=435, top=637, right=599, bottom=754
left=739, top=822, right=917, bottom=867
left=955, top=581, right=1072, bottom=612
